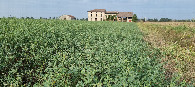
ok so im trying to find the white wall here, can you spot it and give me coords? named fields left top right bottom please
left=59, top=15, right=71, bottom=20
left=88, top=12, right=105, bottom=21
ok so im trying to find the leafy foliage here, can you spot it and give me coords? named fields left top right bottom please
left=132, top=14, right=138, bottom=22
left=0, top=18, right=178, bottom=86
left=147, top=18, right=158, bottom=22
left=111, top=15, right=117, bottom=21
left=106, top=15, right=117, bottom=21
left=159, top=18, right=172, bottom=22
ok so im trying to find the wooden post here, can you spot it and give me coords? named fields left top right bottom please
left=122, top=18, right=123, bottom=22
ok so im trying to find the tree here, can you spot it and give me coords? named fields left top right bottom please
left=111, top=15, right=117, bottom=21
left=111, top=16, right=114, bottom=21
left=154, top=18, right=158, bottom=22
left=147, top=18, right=158, bottom=22
left=107, top=15, right=111, bottom=21
left=132, top=14, right=138, bottom=22
left=26, top=17, right=30, bottom=19
left=192, top=18, right=195, bottom=22
left=106, top=15, right=117, bottom=21
left=159, top=18, right=172, bottom=22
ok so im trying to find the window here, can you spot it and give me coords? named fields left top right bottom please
left=96, top=14, right=97, bottom=17
left=91, top=14, right=92, bottom=17
left=101, top=18, right=102, bottom=21
left=128, top=17, right=132, bottom=19
left=101, top=14, right=102, bottom=17
left=91, top=12, right=92, bottom=13
left=95, top=18, right=97, bottom=21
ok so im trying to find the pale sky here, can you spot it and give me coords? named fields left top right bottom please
left=0, top=0, right=195, bottom=19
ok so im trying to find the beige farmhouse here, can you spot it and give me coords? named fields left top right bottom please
left=59, top=15, right=76, bottom=20
left=87, top=9, right=133, bottom=22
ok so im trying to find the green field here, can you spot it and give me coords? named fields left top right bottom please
left=0, top=18, right=192, bottom=86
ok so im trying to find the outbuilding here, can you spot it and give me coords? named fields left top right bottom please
left=59, top=15, right=76, bottom=20
left=117, top=12, right=133, bottom=22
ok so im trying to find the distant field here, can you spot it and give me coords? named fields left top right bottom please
left=144, top=22, right=195, bottom=28
left=138, top=22, right=195, bottom=85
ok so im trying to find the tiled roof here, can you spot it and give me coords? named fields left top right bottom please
left=87, top=9, right=133, bottom=17
left=117, top=12, right=133, bottom=17
left=87, top=9, right=106, bottom=12
left=106, top=11, right=119, bottom=14
left=68, top=15, right=76, bottom=19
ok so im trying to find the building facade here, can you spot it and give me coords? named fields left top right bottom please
left=87, top=9, right=106, bottom=21
left=87, top=9, right=133, bottom=22
left=59, top=15, right=76, bottom=20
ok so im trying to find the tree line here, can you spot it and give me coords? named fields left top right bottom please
left=139, top=18, right=195, bottom=22
left=3, top=16, right=195, bottom=22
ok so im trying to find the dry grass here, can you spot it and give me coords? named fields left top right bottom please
left=144, top=22, right=195, bottom=28
left=138, top=22, right=195, bottom=85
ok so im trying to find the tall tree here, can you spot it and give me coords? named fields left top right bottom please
left=132, top=14, right=138, bottom=22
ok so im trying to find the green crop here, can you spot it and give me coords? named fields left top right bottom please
left=0, top=18, right=190, bottom=86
